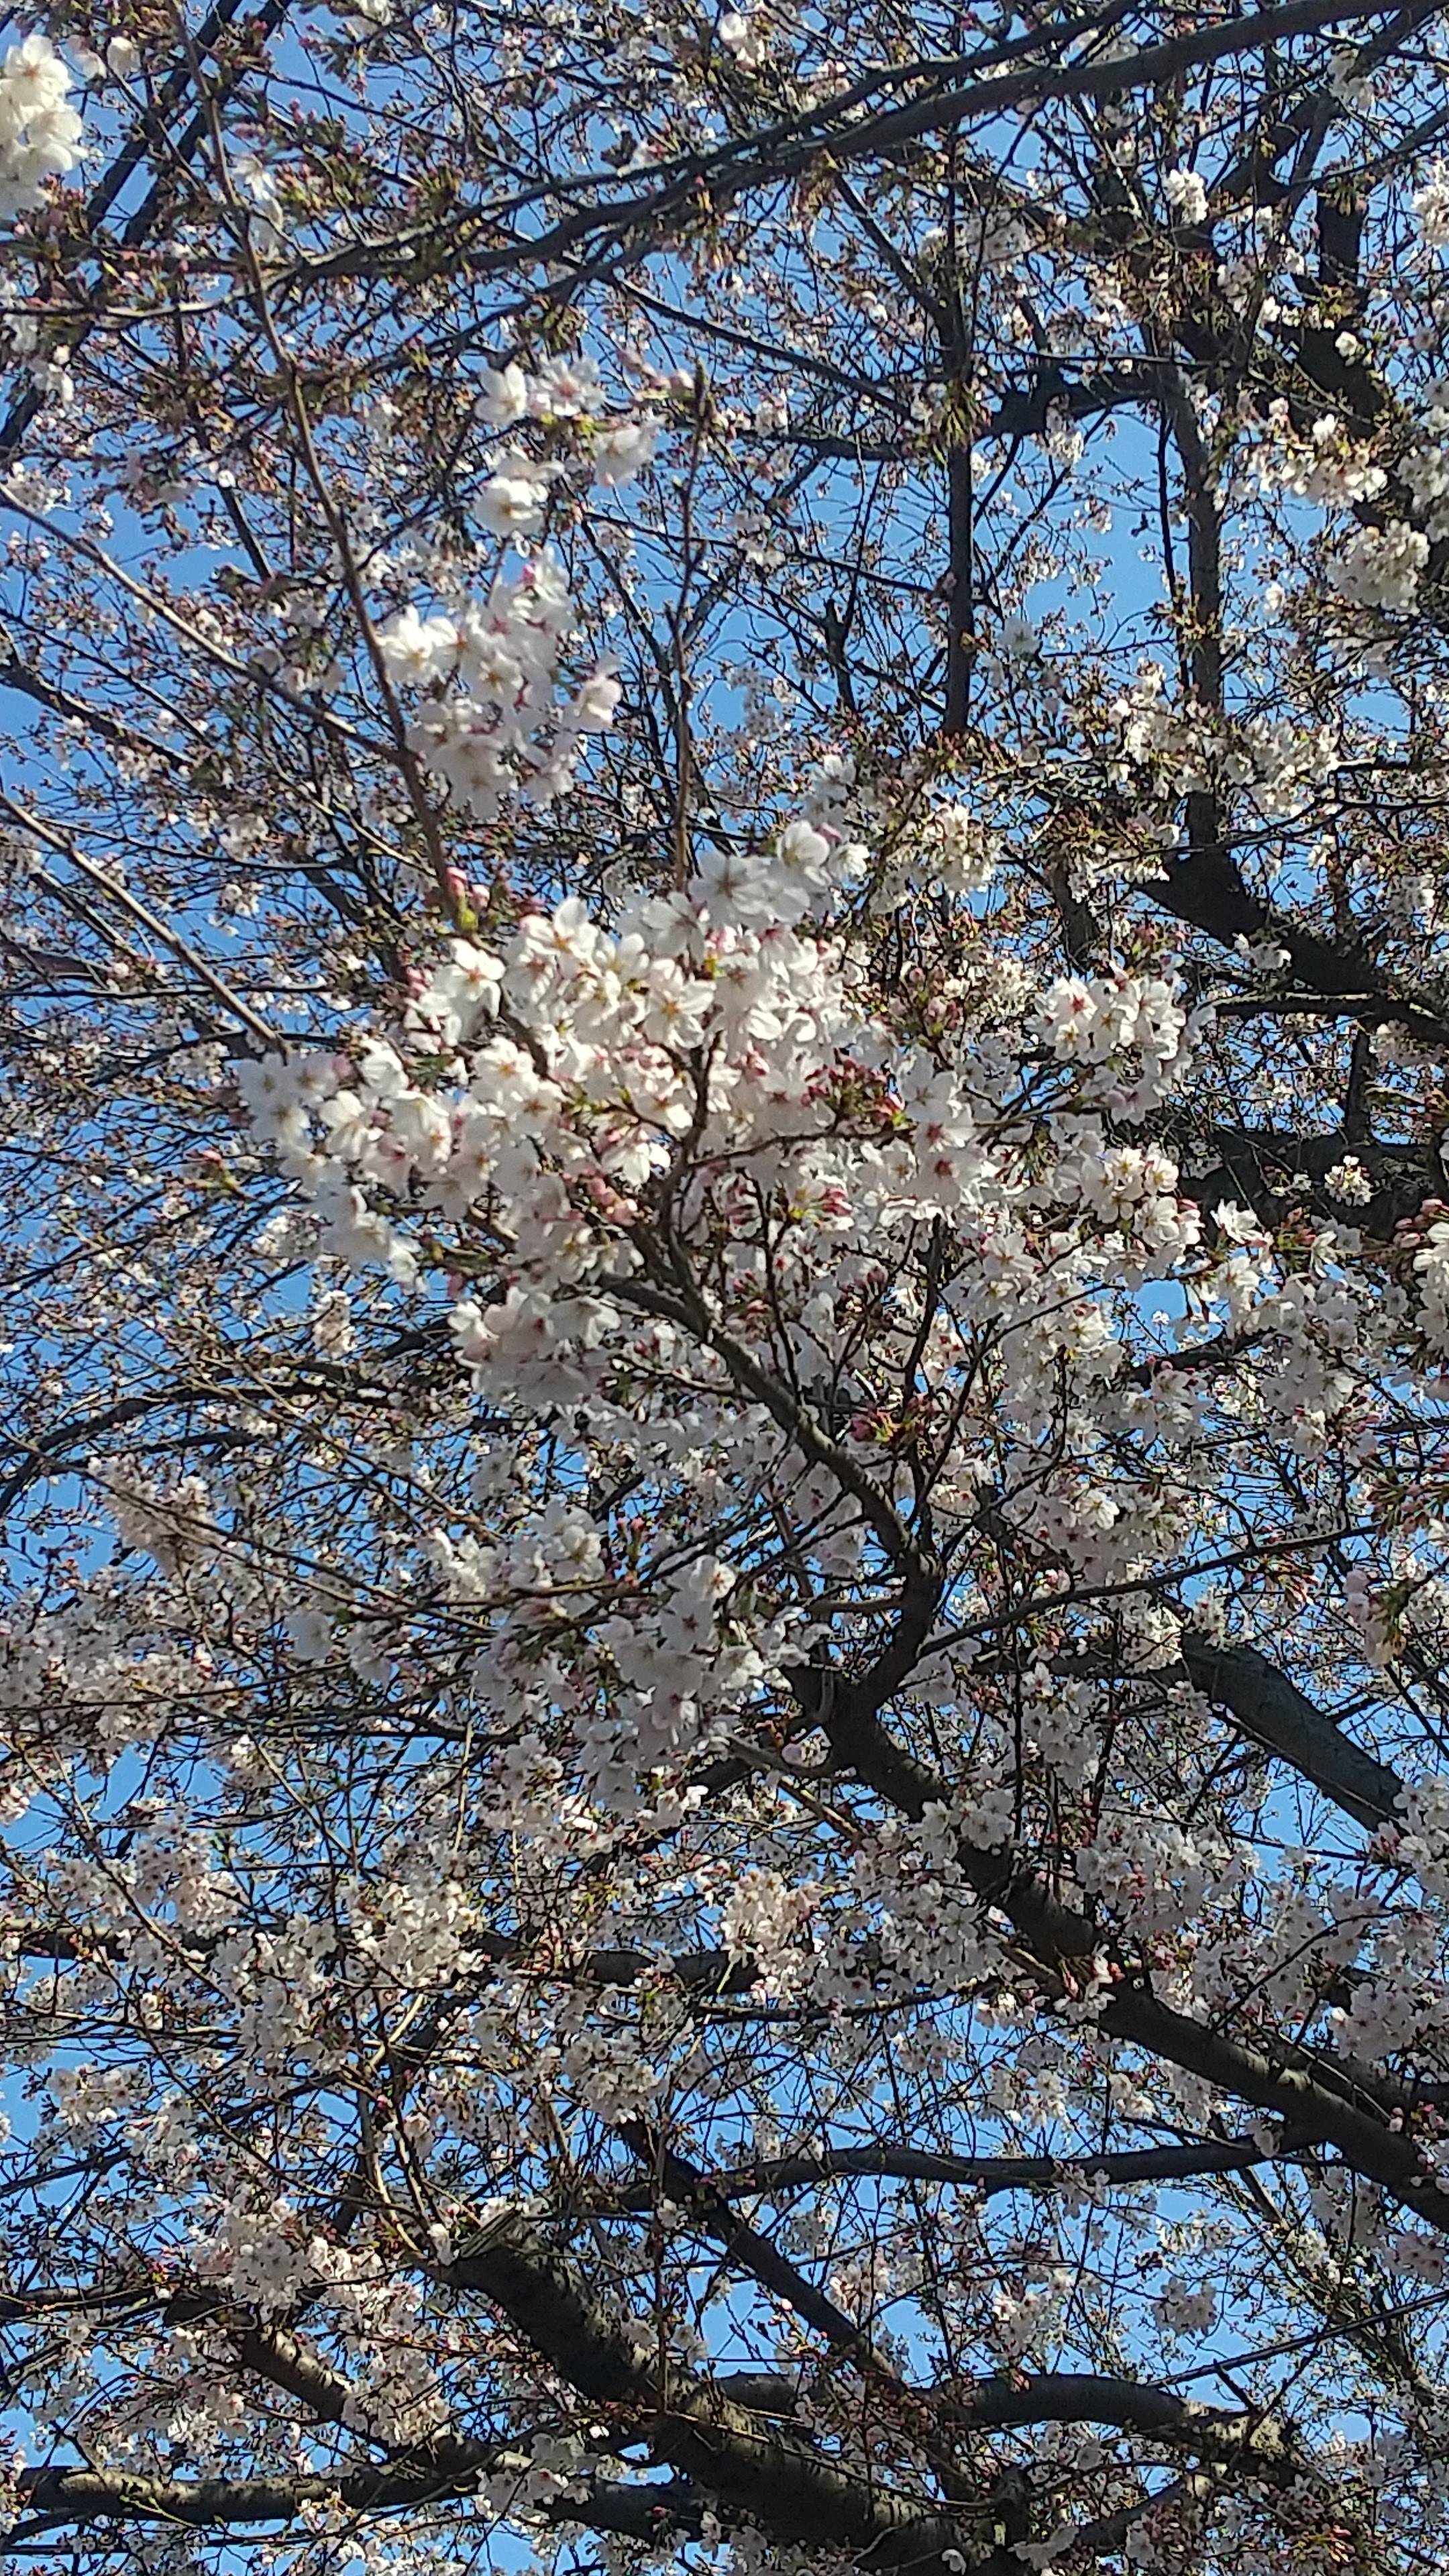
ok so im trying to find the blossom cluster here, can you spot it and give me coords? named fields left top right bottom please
left=378, top=552, right=620, bottom=818
left=1413, top=160, right=1449, bottom=248
left=1327, top=519, right=1430, bottom=616
left=0, top=34, right=82, bottom=220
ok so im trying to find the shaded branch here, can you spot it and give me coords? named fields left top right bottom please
left=598, top=2137, right=1278, bottom=2212
left=1180, top=1635, right=1405, bottom=1831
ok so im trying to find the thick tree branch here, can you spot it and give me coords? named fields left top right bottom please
left=600, top=2137, right=1277, bottom=2212
left=1179, top=1635, right=1404, bottom=1831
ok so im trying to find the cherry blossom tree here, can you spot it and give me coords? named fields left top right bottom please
left=12, top=5, right=1449, bottom=2574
